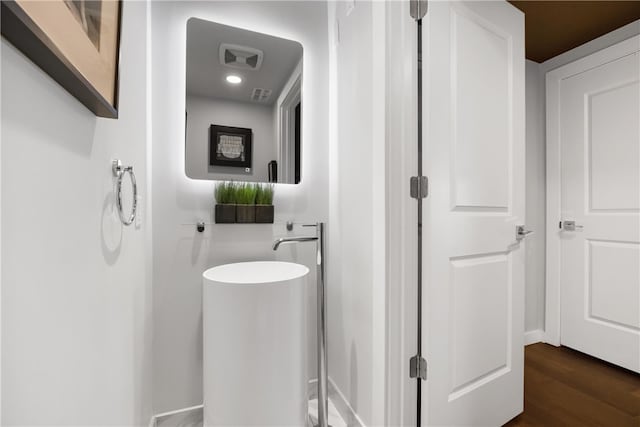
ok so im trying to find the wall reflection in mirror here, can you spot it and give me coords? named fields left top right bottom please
left=185, top=18, right=303, bottom=184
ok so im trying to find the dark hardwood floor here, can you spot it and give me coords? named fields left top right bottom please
left=505, top=343, right=640, bottom=427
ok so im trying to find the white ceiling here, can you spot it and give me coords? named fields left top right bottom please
left=186, top=18, right=303, bottom=106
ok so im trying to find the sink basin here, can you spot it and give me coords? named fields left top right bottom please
left=202, top=261, right=309, bottom=427
left=203, top=260, right=309, bottom=285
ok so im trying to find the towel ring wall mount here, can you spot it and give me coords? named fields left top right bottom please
left=112, top=159, right=138, bottom=226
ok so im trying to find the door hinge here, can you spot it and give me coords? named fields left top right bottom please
left=409, top=355, right=427, bottom=380
left=410, top=0, right=428, bottom=20
left=410, top=176, right=428, bottom=199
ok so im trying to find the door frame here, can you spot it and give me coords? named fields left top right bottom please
left=276, top=60, right=302, bottom=184
left=385, top=0, right=418, bottom=425
left=544, top=35, right=640, bottom=346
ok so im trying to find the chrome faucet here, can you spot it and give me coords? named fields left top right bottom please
left=272, top=236, right=318, bottom=250
left=273, top=223, right=329, bottom=427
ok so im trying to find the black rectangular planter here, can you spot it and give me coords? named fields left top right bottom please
left=236, top=205, right=256, bottom=223
left=215, top=204, right=236, bottom=223
left=255, top=205, right=274, bottom=223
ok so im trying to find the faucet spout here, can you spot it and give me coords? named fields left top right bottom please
left=272, top=236, right=318, bottom=251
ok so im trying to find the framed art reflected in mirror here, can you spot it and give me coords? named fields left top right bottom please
left=209, top=125, right=252, bottom=169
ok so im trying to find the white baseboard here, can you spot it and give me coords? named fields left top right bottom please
left=309, top=378, right=365, bottom=427
left=150, top=404, right=203, bottom=427
left=327, top=377, right=366, bottom=427
left=149, top=379, right=366, bottom=427
left=524, top=329, right=544, bottom=346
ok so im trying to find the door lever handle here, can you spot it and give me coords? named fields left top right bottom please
left=560, top=220, right=584, bottom=231
left=516, top=225, right=534, bottom=241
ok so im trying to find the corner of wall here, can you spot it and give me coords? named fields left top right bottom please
left=524, top=59, right=547, bottom=334
left=540, top=19, right=640, bottom=74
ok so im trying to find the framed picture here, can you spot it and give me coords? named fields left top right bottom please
left=209, top=125, right=253, bottom=168
left=1, top=0, right=122, bottom=118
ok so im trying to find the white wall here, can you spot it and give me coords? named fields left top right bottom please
left=525, top=60, right=546, bottom=334
left=185, top=95, right=276, bottom=182
left=150, top=1, right=329, bottom=414
left=0, top=1, right=152, bottom=425
left=326, top=2, right=387, bottom=425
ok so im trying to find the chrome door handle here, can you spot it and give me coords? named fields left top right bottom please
left=560, top=220, right=584, bottom=231
left=516, top=225, right=534, bottom=240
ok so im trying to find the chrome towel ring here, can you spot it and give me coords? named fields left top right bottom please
left=112, top=159, right=138, bottom=226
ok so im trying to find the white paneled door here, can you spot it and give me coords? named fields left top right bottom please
left=553, top=38, right=640, bottom=373
left=422, top=1, right=525, bottom=426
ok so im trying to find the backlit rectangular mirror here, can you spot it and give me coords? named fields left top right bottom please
left=185, top=18, right=303, bottom=184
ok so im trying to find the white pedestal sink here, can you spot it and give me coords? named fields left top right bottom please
left=203, top=261, right=309, bottom=427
